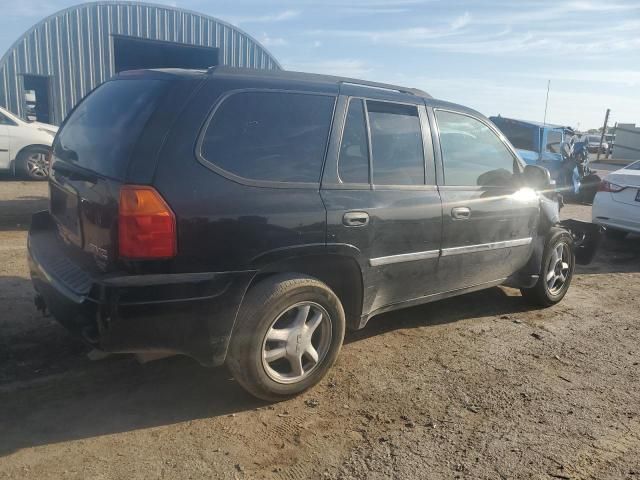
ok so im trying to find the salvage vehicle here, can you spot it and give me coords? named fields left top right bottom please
left=0, top=106, right=57, bottom=180
left=586, top=134, right=608, bottom=154
left=490, top=116, right=599, bottom=201
left=28, top=67, right=600, bottom=401
left=592, top=160, right=640, bottom=239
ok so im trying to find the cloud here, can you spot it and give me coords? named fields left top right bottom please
left=260, top=34, right=288, bottom=47
left=3, top=0, right=64, bottom=17
left=225, top=9, right=300, bottom=25
left=515, top=70, right=640, bottom=88
left=450, top=11, right=471, bottom=30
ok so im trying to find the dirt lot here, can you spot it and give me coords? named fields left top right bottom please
left=1, top=178, right=639, bottom=480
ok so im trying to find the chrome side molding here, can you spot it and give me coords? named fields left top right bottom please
left=369, top=249, right=440, bottom=267
left=440, top=237, right=532, bottom=257
left=369, top=237, right=532, bottom=266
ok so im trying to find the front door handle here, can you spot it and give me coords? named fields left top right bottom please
left=451, top=207, right=471, bottom=220
left=343, top=211, right=369, bottom=227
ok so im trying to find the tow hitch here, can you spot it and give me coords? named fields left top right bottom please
left=560, top=219, right=603, bottom=265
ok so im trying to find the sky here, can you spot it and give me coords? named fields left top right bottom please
left=1, top=0, right=639, bottom=130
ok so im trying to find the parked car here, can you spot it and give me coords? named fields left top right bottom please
left=28, top=67, right=600, bottom=401
left=490, top=116, right=599, bottom=200
left=0, top=106, right=57, bottom=179
left=586, top=134, right=608, bottom=154
left=592, top=160, right=640, bottom=238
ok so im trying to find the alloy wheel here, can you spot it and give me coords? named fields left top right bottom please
left=26, top=152, right=49, bottom=178
left=546, top=242, right=570, bottom=295
left=261, top=301, right=332, bottom=384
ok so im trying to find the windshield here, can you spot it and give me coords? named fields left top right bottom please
left=626, top=160, right=640, bottom=170
left=54, top=79, right=169, bottom=180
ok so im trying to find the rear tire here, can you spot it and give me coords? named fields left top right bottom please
left=17, top=146, right=50, bottom=180
left=227, top=274, right=345, bottom=401
left=605, top=228, right=628, bottom=240
left=521, top=228, right=575, bottom=307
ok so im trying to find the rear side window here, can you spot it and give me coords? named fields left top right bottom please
left=436, top=110, right=518, bottom=187
left=367, top=101, right=424, bottom=186
left=200, top=91, right=335, bottom=184
left=338, top=99, right=369, bottom=184
left=55, top=79, right=168, bottom=180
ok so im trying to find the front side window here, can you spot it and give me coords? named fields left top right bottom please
left=436, top=110, right=518, bottom=187
left=338, top=99, right=369, bottom=184
left=367, top=101, right=424, bottom=185
left=546, top=130, right=563, bottom=153
left=200, top=91, right=335, bottom=183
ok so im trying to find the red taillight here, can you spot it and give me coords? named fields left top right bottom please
left=597, top=180, right=625, bottom=193
left=118, top=185, right=176, bottom=259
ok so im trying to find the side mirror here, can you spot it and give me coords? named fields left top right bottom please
left=523, top=164, right=552, bottom=191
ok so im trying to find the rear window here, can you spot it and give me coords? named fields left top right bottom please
left=493, top=120, right=537, bottom=151
left=200, top=91, right=335, bottom=184
left=55, top=79, right=168, bottom=179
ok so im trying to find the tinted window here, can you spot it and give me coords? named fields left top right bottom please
left=367, top=101, right=424, bottom=185
left=55, top=79, right=168, bottom=180
left=201, top=91, right=335, bottom=183
left=436, top=110, right=517, bottom=187
left=492, top=120, right=537, bottom=151
left=338, top=99, right=369, bottom=184
left=546, top=131, right=562, bottom=153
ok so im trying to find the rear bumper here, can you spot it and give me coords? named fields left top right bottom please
left=592, top=194, right=640, bottom=234
left=28, top=211, right=254, bottom=366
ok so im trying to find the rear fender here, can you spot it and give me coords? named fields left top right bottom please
left=250, top=245, right=365, bottom=331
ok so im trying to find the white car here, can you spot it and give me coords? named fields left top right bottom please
left=592, top=160, right=640, bottom=239
left=0, top=106, right=58, bottom=180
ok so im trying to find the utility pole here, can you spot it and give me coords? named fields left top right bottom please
left=596, top=108, right=610, bottom=162
left=607, top=121, right=617, bottom=160
left=543, top=80, right=550, bottom=125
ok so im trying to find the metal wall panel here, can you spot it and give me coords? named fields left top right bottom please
left=0, top=1, right=281, bottom=124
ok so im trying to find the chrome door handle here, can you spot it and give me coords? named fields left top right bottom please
left=451, top=207, right=471, bottom=220
left=343, top=211, right=369, bottom=227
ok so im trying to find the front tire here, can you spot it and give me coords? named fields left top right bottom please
left=227, top=274, right=345, bottom=401
left=17, top=146, right=50, bottom=180
left=521, top=228, right=575, bottom=307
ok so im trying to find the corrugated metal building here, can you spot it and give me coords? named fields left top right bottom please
left=0, top=1, right=281, bottom=125
left=612, top=124, right=640, bottom=161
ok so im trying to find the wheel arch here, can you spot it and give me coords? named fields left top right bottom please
left=248, top=253, right=365, bottom=331
left=13, top=143, right=51, bottom=163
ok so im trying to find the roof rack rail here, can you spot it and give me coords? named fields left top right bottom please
left=339, top=80, right=431, bottom=98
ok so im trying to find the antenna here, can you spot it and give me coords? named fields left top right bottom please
left=543, top=80, right=551, bottom=125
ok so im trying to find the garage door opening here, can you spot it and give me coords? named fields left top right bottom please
left=113, top=35, right=219, bottom=73
left=22, top=75, right=52, bottom=124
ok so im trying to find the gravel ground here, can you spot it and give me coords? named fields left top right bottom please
left=0, top=179, right=639, bottom=480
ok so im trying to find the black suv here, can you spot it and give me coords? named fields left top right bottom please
left=28, top=67, right=598, bottom=400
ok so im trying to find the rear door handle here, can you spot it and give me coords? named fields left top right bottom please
left=451, top=207, right=471, bottom=220
left=343, top=211, right=369, bottom=227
